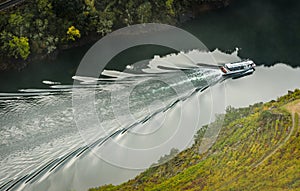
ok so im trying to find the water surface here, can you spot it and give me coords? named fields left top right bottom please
left=1, top=0, right=300, bottom=190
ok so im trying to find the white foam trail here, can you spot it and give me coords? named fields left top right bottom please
left=50, top=85, right=100, bottom=89
left=126, top=65, right=134, bottom=70
left=104, top=49, right=241, bottom=77
left=71, top=48, right=241, bottom=81
left=42, top=80, right=61, bottom=85
left=101, top=70, right=136, bottom=78
left=72, top=76, right=114, bottom=82
left=19, top=89, right=70, bottom=93
left=0, top=92, right=53, bottom=98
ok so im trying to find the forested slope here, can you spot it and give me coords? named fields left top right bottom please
left=0, top=0, right=230, bottom=70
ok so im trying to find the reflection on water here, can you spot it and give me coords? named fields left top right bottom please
left=225, top=64, right=300, bottom=107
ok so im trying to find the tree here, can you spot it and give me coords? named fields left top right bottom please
left=67, top=26, right=81, bottom=41
left=96, top=11, right=114, bottom=36
left=165, top=0, right=175, bottom=16
left=36, top=0, right=53, bottom=18
left=84, top=0, right=96, bottom=13
left=137, top=2, right=152, bottom=23
left=0, top=31, right=30, bottom=59
left=45, top=36, right=58, bottom=54
left=8, top=13, right=24, bottom=36
left=4, top=36, right=30, bottom=60
left=122, top=0, right=135, bottom=25
left=52, top=0, right=85, bottom=20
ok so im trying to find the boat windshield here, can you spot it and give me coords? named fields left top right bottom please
left=225, top=63, right=246, bottom=71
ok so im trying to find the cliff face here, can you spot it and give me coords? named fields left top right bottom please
left=90, top=89, right=300, bottom=191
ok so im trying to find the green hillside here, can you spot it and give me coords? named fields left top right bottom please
left=90, top=89, right=300, bottom=191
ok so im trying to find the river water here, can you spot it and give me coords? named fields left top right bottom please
left=0, top=0, right=300, bottom=190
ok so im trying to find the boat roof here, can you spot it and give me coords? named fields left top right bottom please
left=225, top=60, right=253, bottom=68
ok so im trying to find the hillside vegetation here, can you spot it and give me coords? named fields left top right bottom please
left=90, top=89, right=300, bottom=191
left=0, top=0, right=230, bottom=70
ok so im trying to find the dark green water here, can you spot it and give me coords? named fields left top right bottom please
left=0, top=0, right=299, bottom=92
left=181, top=0, right=300, bottom=66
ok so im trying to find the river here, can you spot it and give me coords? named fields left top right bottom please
left=0, top=0, right=300, bottom=190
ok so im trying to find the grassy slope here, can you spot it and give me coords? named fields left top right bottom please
left=90, top=89, right=300, bottom=191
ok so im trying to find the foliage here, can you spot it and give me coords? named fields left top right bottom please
left=137, top=2, right=152, bottom=23
left=165, top=0, right=175, bottom=16
left=0, top=32, right=30, bottom=60
left=156, top=148, right=179, bottom=164
left=96, top=11, right=114, bottom=36
left=8, top=36, right=30, bottom=59
left=8, top=13, right=24, bottom=36
left=67, top=26, right=81, bottom=41
left=0, top=0, right=229, bottom=64
left=90, top=89, right=300, bottom=191
left=52, top=0, right=84, bottom=20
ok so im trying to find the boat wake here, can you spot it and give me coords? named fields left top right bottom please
left=0, top=48, right=241, bottom=191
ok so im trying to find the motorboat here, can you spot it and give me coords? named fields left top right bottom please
left=196, top=59, right=256, bottom=79
left=220, top=60, right=256, bottom=79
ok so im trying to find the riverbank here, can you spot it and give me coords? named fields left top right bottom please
left=0, top=0, right=232, bottom=71
left=90, top=89, right=300, bottom=190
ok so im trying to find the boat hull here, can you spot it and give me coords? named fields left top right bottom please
left=222, top=68, right=255, bottom=79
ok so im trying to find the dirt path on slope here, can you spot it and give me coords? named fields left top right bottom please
left=285, top=99, right=300, bottom=114
left=253, top=99, right=300, bottom=168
